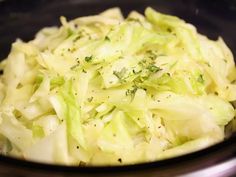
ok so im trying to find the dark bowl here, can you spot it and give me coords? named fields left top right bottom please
left=0, top=0, right=236, bottom=176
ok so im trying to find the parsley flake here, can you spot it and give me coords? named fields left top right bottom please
left=197, top=74, right=204, bottom=84
left=147, top=65, right=161, bottom=73
left=113, top=68, right=127, bottom=80
left=85, top=56, right=93, bottom=62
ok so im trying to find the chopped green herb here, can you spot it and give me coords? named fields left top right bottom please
left=73, top=35, right=82, bottom=42
left=126, top=85, right=138, bottom=97
left=197, top=74, right=204, bottom=84
left=113, top=68, right=127, bottom=80
left=147, top=65, right=161, bottom=73
left=85, top=56, right=93, bottom=62
left=87, top=97, right=94, bottom=102
left=105, top=36, right=110, bottom=41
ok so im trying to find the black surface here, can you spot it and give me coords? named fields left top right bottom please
left=0, top=0, right=236, bottom=176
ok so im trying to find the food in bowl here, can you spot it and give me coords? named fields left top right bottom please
left=0, top=7, right=235, bottom=166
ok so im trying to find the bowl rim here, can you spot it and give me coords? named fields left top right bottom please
left=0, top=134, right=235, bottom=175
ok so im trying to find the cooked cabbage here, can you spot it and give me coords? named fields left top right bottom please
left=0, top=7, right=235, bottom=165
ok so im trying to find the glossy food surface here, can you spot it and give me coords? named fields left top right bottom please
left=0, top=0, right=236, bottom=176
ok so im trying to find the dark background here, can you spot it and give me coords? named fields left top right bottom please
left=0, top=0, right=236, bottom=60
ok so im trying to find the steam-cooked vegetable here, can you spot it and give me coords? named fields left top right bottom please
left=0, top=7, right=235, bottom=165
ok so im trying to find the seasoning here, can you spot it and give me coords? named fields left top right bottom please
left=85, top=56, right=93, bottom=62
left=73, top=35, right=81, bottom=42
left=70, top=63, right=80, bottom=70
left=113, top=67, right=127, bottom=81
left=87, top=97, right=94, bottom=102
left=197, top=74, right=204, bottom=84
left=105, top=36, right=111, bottom=41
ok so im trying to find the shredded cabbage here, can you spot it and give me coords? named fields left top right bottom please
left=0, top=7, right=235, bottom=165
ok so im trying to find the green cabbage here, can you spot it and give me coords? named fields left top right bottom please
left=0, top=7, right=235, bottom=166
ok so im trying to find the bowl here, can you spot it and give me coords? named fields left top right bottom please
left=0, top=0, right=236, bottom=176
